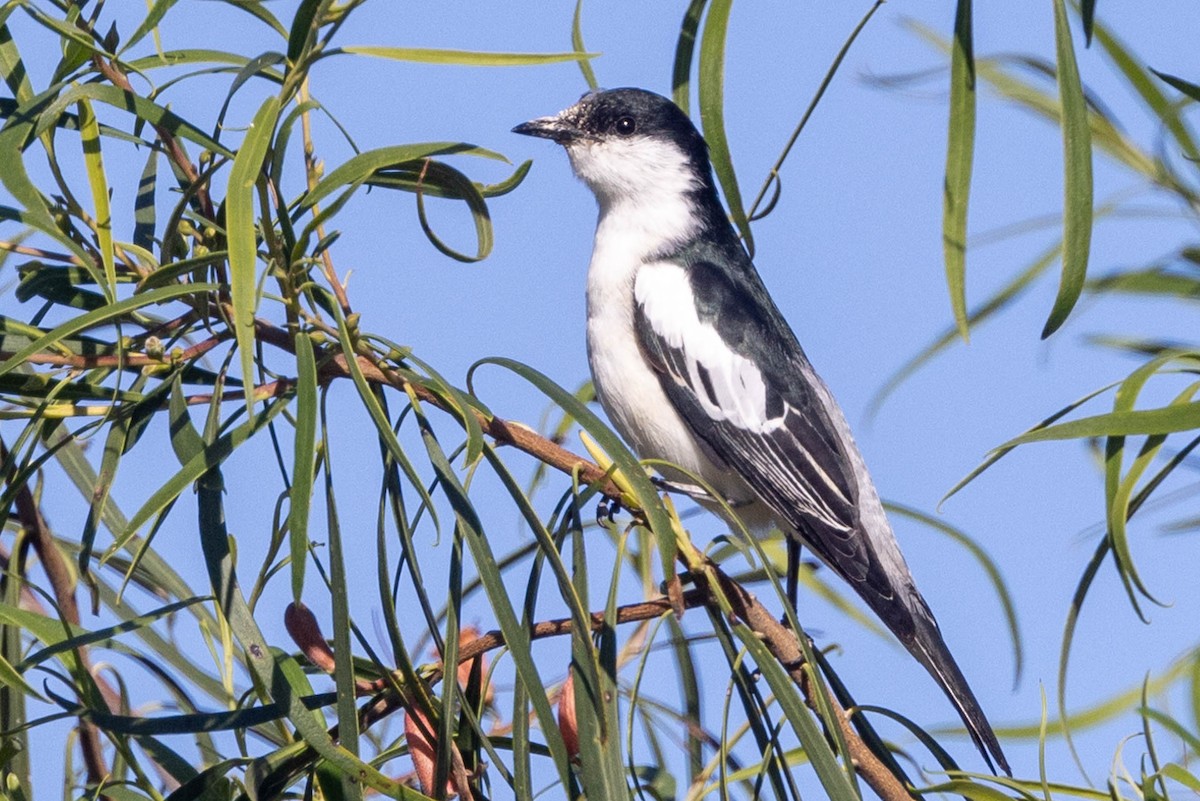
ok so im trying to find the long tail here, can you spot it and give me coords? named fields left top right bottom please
left=897, top=599, right=1011, bottom=776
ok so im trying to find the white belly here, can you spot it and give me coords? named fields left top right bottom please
left=585, top=259, right=760, bottom=511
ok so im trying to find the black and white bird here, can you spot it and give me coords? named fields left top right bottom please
left=514, top=87, right=1009, bottom=774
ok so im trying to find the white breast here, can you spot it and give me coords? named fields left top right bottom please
left=583, top=201, right=756, bottom=506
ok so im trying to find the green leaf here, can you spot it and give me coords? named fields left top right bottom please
left=287, top=0, right=324, bottom=64
left=297, top=142, right=505, bottom=212
left=1081, top=0, right=1096, bottom=45
left=696, top=0, right=753, bottom=255
left=571, top=0, right=599, bottom=91
left=471, top=357, right=679, bottom=613
left=133, top=146, right=158, bottom=252
left=671, top=0, right=707, bottom=114
left=0, top=282, right=220, bottom=380
left=336, top=45, right=597, bottom=66
left=195, top=467, right=418, bottom=799
left=943, top=0, right=976, bottom=342
left=120, top=0, right=181, bottom=54
left=1000, top=399, right=1200, bottom=445
left=289, top=332, right=317, bottom=603
left=413, top=160, right=493, bottom=262
left=870, top=239, right=1062, bottom=417
left=0, top=650, right=43, bottom=702
left=0, top=14, right=35, bottom=106
left=1152, top=69, right=1200, bottom=104
left=20, top=597, right=207, bottom=671
left=1093, top=26, right=1198, bottom=163
left=38, top=83, right=232, bottom=157
left=943, top=381, right=1118, bottom=505
left=1042, top=0, right=1093, bottom=338
left=75, top=98, right=115, bottom=301
left=227, top=94, right=280, bottom=414
left=105, top=397, right=291, bottom=562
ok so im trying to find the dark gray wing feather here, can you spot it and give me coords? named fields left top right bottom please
left=634, top=255, right=1011, bottom=775
left=634, top=257, right=905, bottom=619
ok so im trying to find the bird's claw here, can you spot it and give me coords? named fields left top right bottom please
left=596, top=496, right=622, bottom=527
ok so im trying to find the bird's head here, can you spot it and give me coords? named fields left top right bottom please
left=513, top=88, right=713, bottom=208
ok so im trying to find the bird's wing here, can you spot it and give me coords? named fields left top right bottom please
left=633, top=258, right=878, bottom=583
left=634, top=258, right=1012, bottom=775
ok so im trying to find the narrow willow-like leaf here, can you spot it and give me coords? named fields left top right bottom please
left=1081, top=0, right=1097, bottom=45
left=571, top=0, right=598, bottom=91
left=227, top=95, right=280, bottom=413
left=336, top=45, right=596, bottom=66
left=1093, top=26, right=1198, bottom=162
left=472, top=357, right=679, bottom=609
left=50, top=431, right=220, bottom=635
left=1152, top=70, right=1200, bottom=104
left=671, top=0, right=707, bottom=113
left=1163, top=765, right=1200, bottom=794
left=320, top=414, right=364, bottom=801
left=728, top=622, right=858, bottom=801
left=696, top=0, right=753, bottom=254
left=414, top=160, right=493, bottom=262
left=210, top=0, right=289, bottom=36
left=133, top=147, right=158, bottom=252
left=196, top=469, right=418, bottom=798
left=20, top=597, right=206, bottom=670
left=106, top=397, right=291, bottom=561
left=1103, top=360, right=1189, bottom=609
left=296, top=142, right=502, bottom=212
left=410, top=408, right=577, bottom=793
left=942, top=381, right=1117, bottom=505
left=1, top=534, right=30, bottom=788
left=0, top=650, right=43, bottom=701
left=289, top=332, right=317, bottom=603
left=38, top=83, right=232, bottom=157
left=286, top=0, right=323, bottom=64
left=0, top=129, right=94, bottom=265
left=1042, top=0, right=1093, bottom=338
left=212, top=52, right=288, bottom=145
left=0, top=282, right=219, bottom=379
left=75, top=98, right=115, bottom=300
left=943, top=0, right=976, bottom=342
left=330, top=315, right=440, bottom=534
left=120, top=0, right=181, bottom=54
left=1000, top=400, right=1200, bottom=444
left=0, top=14, right=35, bottom=105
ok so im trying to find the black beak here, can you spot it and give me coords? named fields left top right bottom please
left=512, top=114, right=582, bottom=144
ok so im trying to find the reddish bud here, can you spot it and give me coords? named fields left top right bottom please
left=557, top=668, right=579, bottom=761
left=284, top=602, right=336, bottom=674
left=404, top=706, right=459, bottom=798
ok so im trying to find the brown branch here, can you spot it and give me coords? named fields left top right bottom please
left=89, top=55, right=215, bottom=224
left=0, top=331, right=229, bottom=371
left=1, top=440, right=110, bottom=791
left=0, top=240, right=85, bottom=265
left=698, top=560, right=913, bottom=801
left=296, top=80, right=353, bottom=317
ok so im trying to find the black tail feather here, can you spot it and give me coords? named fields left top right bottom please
left=903, top=607, right=1011, bottom=776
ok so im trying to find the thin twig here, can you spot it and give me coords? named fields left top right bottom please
left=90, top=55, right=215, bottom=225
left=0, top=240, right=85, bottom=265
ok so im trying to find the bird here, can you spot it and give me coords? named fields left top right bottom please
left=513, top=87, right=1009, bottom=775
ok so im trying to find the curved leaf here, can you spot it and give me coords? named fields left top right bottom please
left=1041, top=0, right=1093, bottom=338
left=227, top=94, right=280, bottom=413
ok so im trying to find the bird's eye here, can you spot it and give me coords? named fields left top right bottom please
left=615, top=116, right=637, bottom=136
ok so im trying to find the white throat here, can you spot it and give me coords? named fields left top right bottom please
left=567, top=135, right=702, bottom=263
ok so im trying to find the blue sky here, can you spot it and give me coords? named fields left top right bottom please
left=7, top=0, right=1200, bottom=795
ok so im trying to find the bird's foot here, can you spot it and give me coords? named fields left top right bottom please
left=596, top=495, right=622, bottom=527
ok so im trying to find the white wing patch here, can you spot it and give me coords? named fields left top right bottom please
left=634, top=263, right=783, bottom=434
